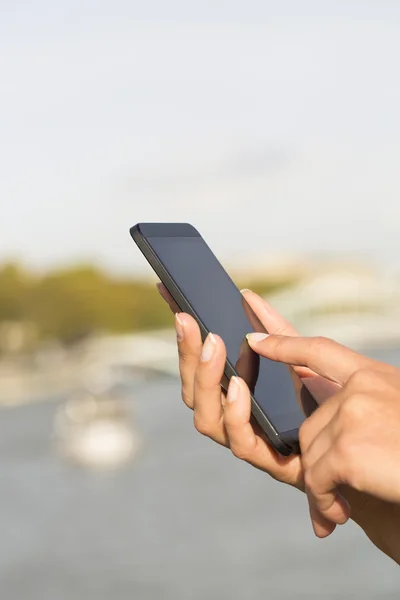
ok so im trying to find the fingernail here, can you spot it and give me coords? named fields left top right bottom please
left=227, top=376, right=240, bottom=403
left=240, top=288, right=252, bottom=294
left=175, top=313, right=184, bottom=342
left=246, top=333, right=269, bottom=343
left=201, top=332, right=217, bottom=362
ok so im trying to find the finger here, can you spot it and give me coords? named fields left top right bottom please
left=242, top=290, right=313, bottom=381
left=175, top=313, right=203, bottom=409
left=241, top=289, right=300, bottom=336
left=242, top=290, right=309, bottom=378
left=305, top=451, right=352, bottom=526
left=299, top=389, right=344, bottom=454
left=247, top=334, right=373, bottom=386
left=300, top=401, right=350, bottom=533
left=306, top=489, right=337, bottom=538
left=223, top=377, right=303, bottom=488
left=193, top=333, right=229, bottom=446
left=242, top=291, right=340, bottom=400
left=301, top=394, right=344, bottom=457
left=156, top=282, right=181, bottom=314
left=301, top=376, right=340, bottom=405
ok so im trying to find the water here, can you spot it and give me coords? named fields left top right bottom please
left=0, top=349, right=399, bottom=599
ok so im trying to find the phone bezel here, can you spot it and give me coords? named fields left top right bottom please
left=131, top=222, right=300, bottom=456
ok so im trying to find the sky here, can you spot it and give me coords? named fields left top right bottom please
left=1, top=0, right=400, bottom=274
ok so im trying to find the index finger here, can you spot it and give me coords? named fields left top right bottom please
left=246, top=335, right=374, bottom=386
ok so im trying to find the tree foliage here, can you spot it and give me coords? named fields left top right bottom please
left=0, top=262, right=295, bottom=345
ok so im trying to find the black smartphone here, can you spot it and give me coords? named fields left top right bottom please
left=130, top=222, right=317, bottom=455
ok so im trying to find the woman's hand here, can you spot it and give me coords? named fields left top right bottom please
left=157, top=285, right=330, bottom=489
left=157, top=284, right=400, bottom=563
left=247, top=332, right=400, bottom=563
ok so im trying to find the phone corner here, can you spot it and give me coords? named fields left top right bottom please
left=129, top=223, right=141, bottom=240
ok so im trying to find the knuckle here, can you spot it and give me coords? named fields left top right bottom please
left=229, top=443, right=250, bottom=462
left=222, top=408, right=235, bottom=428
left=266, top=335, right=287, bottom=359
left=334, top=435, right=359, bottom=487
left=193, top=414, right=210, bottom=437
left=310, top=336, right=332, bottom=355
left=347, top=368, right=375, bottom=391
left=301, top=449, right=312, bottom=472
left=181, top=388, right=193, bottom=409
left=177, top=346, right=190, bottom=364
left=194, top=373, right=212, bottom=394
left=334, top=432, right=351, bottom=460
left=272, top=335, right=288, bottom=352
left=339, top=393, right=367, bottom=424
left=303, top=468, right=315, bottom=494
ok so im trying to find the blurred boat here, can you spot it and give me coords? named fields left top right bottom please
left=53, top=389, right=140, bottom=469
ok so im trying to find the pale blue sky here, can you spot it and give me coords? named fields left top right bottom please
left=1, top=1, right=400, bottom=273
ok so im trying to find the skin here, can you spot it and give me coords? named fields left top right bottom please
left=157, top=284, right=400, bottom=564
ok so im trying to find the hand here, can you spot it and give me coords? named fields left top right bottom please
left=157, top=284, right=400, bottom=563
left=247, top=332, right=400, bottom=562
left=157, top=285, right=340, bottom=520
left=156, top=284, right=331, bottom=489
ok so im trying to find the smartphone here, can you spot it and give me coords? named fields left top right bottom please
left=130, top=222, right=317, bottom=455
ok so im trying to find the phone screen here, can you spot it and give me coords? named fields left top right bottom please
left=147, top=234, right=312, bottom=434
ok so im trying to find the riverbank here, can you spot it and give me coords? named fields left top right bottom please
left=1, top=323, right=400, bottom=406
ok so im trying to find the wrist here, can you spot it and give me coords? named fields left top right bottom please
left=344, top=487, right=400, bottom=565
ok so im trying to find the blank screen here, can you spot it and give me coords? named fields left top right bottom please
left=149, top=235, right=307, bottom=433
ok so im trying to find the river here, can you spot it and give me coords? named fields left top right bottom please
left=0, top=347, right=399, bottom=599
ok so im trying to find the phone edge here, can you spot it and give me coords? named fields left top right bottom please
left=130, top=224, right=295, bottom=456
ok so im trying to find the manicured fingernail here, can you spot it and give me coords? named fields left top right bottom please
left=227, top=376, right=240, bottom=403
left=175, top=313, right=184, bottom=342
left=201, top=332, right=217, bottom=362
left=246, top=333, right=269, bottom=343
left=240, top=288, right=252, bottom=294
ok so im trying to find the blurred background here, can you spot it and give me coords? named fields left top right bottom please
left=1, top=1, right=400, bottom=598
